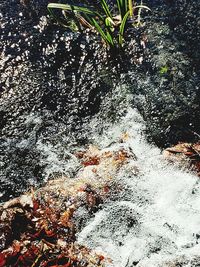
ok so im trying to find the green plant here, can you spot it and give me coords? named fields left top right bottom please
left=47, top=0, right=150, bottom=49
left=159, top=66, right=169, bottom=75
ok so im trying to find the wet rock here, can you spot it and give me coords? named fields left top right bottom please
left=129, top=0, right=200, bottom=147
left=0, top=0, right=118, bottom=201
left=163, top=142, right=200, bottom=175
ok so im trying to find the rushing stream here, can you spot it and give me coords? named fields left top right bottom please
left=1, top=0, right=200, bottom=265
left=78, top=108, right=200, bottom=266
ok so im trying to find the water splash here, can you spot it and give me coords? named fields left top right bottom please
left=78, top=108, right=200, bottom=266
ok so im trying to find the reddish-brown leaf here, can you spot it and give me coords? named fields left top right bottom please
left=0, top=253, right=6, bottom=267
left=82, top=157, right=100, bottom=166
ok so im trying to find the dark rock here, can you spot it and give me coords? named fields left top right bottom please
left=0, top=0, right=116, bottom=201
left=128, top=0, right=200, bottom=147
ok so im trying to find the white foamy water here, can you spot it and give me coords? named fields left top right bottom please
left=78, top=108, right=200, bottom=267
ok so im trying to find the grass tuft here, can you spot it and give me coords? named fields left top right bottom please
left=47, top=0, right=150, bottom=49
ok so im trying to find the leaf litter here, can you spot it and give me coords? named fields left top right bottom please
left=0, top=142, right=135, bottom=267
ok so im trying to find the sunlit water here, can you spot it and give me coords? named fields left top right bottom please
left=1, top=2, right=200, bottom=264
left=77, top=108, right=200, bottom=266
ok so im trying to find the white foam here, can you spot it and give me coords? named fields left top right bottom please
left=78, top=108, right=200, bottom=266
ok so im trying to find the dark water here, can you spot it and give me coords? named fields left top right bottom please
left=0, top=0, right=200, bottom=201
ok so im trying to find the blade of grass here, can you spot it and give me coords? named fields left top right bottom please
left=48, top=3, right=105, bottom=28
left=133, top=4, right=151, bottom=25
left=128, top=0, right=133, bottom=16
left=121, top=0, right=127, bottom=17
left=76, top=14, right=93, bottom=29
left=106, top=31, right=114, bottom=46
left=48, top=3, right=98, bottom=16
left=47, top=1, right=150, bottom=50
left=91, top=17, right=114, bottom=46
left=116, top=0, right=122, bottom=17
left=119, top=10, right=130, bottom=46
left=70, top=6, right=83, bottom=31
left=48, top=7, right=70, bottom=28
left=105, top=17, right=115, bottom=31
left=134, top=5, right=151, bottom=11
left=100, top=0, right=113, bottom=19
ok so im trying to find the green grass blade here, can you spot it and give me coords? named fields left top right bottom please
left=105, top=17, right=114, bottom=31
left=121, top=0, right=127, bottom=16
left=47, top=2, right=105, bottom=29
left=116, top=0, right=122, bottom=17
left=116, top=0, right=128, bottom=17
left=91, top=17, right=113, bottom=46
left=128, top=0, right=133, bottom=16
left=124, top=0, right=128, bottom=13
left=116, top=0, right=121, bottom=11
left=119, top=10, right=130, bottom=46
left=100, top=0, right=113, bottom=19
left=48, top=3, right=96, bottom=16
left=106, top=32, right=114, bottom=46
left=91, top=18, right=107, bottom=40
